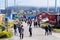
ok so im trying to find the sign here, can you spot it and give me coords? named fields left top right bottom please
left=12, top=14, right=18, bottom=19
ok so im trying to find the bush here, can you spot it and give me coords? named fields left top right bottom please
left=2, top=21, right=14, bottom=29
left=40, top=23, right=47, bottom=27
left=8, top=21, right=14, bottom=28
left=53, top=28, right=60, bottom=33
left=0, top=31, right=13, bottom=38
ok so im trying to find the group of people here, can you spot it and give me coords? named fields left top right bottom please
left=14, top=21, right=24, bottom=39
left=45, top=23, right=53, bottom=35
left=34, top=20, right=40, bottom=28
left=14, top=19, right=33, bottom=39
left=25, top=18, right=40, bottom=28
left=13, top=18, right=53, bottom=39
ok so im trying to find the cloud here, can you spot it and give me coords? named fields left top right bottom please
left=17, top=0, right=48, bottom=7
left=16, top=0, right=58, bottom=7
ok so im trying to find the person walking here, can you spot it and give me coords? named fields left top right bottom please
left=48, top=24, right=52, bottom=35
left=45, top=24, right=49, bottom=35
left=29, top=19, right=32, bottom=26
left=29, top=24, right=32, bottom=37
left=14, top=23, right=18, bottom=36
left=18, top=23, right=24, bottom=39
left=37, top=21, right=40, bottom=27
left=34, top=18, right=37, bottom=28
left=34, top=21, right=36, bottom=27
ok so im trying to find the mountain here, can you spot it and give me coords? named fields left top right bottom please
left=6, top=6, right=60, bottom=12
left=1, top=6, right=60, bottom=14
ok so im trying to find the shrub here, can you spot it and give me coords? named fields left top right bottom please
left=2, top=21, right=14, bottom=29
left=53, top=28, right=60, bottom=33
left=40, top=23, right=47, bottom=27
left=8, top=21, right=14, bottom=28
left=0, top=31, right=13, bottom=38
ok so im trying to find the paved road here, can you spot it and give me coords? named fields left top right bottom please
left=2, top=22, right=60, bottom=40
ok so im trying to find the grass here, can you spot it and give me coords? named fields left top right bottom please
left=53, top=28, right=60, bottom=33
left=0, top=27, right=2, bottom=32
left=0, top=29, right=2, bottom=32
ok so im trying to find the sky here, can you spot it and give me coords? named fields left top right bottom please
left=0, top=0, right=60, bottom=9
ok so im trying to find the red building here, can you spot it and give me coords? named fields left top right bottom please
left=55, top=15, right=60, bottom=24
left=36, top=12, right=56, bottom=25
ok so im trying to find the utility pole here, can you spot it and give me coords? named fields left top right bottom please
left=55, top=0, right=57, bottom=13
left=5, top=0, right=8, bottom=9
left=5, top=0, right=8, bottom=15
left=5, top=0, right=8, bottom=31
left=47, top=0, right=49, bottom=12
left=57, top=9, right=59, bottom=25
left=13, top=0, right=16, bottom=19
left=14, top=0, right=16, bottom=12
